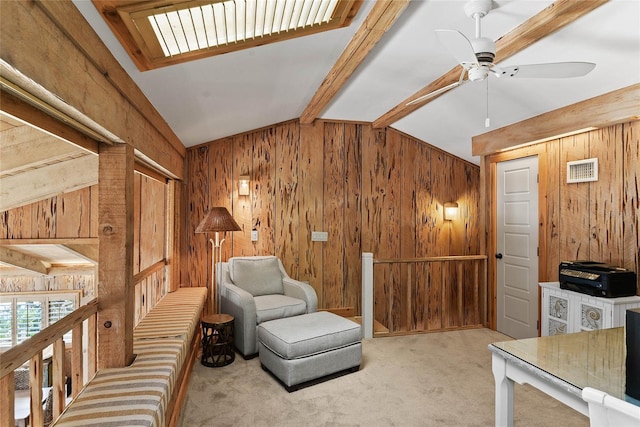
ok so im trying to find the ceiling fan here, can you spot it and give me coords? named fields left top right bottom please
left=408, top=0, right=596, bottom=115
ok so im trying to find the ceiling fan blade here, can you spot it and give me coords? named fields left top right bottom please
left=498, top=62, right=596, bottom=78
left=435, top=29, right=478, bottom=67
left=406, top=80, right=465, bottom=106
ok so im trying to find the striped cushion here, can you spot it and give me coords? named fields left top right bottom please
left=52, top=287, right=207, bottom=427
left=134, top=338, right=187, bottom=389
left=134, top=288, right=206, bottom=344
left=52, top=365, right=172, bottom=427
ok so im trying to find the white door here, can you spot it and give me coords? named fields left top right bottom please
left=496, top=156, right=539, bottom=339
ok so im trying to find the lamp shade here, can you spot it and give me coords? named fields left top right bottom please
left=195, top=207, right=241, bottom=233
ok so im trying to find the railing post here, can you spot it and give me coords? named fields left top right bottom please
left=362, top=252, right=374, bottom=339
left=87, top=313, right=97, bottom=380
left=1, top=372, right=15, bottom=427
left=72, top=323, right=83, bottom=398
left=29, top=352, right=44, bottom=425
left=52, top=338, right=65, bottom=419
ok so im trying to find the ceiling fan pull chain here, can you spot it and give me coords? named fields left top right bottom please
left=485, top=78, right=491, bottom=128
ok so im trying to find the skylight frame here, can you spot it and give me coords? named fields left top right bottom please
left=95, top=0, right=361, bottom=71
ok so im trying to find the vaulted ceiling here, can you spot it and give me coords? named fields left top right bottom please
left=72, top=0, right=640, bottom=164
left=1, top=0, right=639, bottom=273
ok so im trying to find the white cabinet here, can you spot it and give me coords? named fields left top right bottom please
left=540, top=282, right=640, bottom=336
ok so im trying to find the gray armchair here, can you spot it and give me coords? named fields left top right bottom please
left=219, top=256, right=317, bottom=358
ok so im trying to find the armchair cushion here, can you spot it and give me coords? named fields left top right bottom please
left=229, top=256, right=284, bottom=296
left=255, top=295, right=307, bottom=323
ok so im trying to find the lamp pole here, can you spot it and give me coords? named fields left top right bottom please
left=209, top=232, right=225, bottom=313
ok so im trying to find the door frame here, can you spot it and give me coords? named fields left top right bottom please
left=485, top=145, right=550, bottom=332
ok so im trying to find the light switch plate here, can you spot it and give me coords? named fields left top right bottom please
left=311, top=231, right=328, bottom=242
left=251, top=229, right=258, bottom=241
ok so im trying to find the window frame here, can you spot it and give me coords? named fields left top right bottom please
left=0, top=291, right=81, bottom=349
left=91, top=0, right=362, bottom=71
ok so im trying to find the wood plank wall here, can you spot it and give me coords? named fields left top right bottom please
left=0, top=186, right=97, bottom=294
left=0, top=173, right=167, bottom=296
left=0, top=186, right=98, bottom=240
left=550, top=121, right=639, bottom=287
left=134, top=175, right=167, bottom=274
left=183, top=120, right=481, bottom=318
left=489, top=120, right=640, bottom=293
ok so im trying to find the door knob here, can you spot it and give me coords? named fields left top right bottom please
left=495, top=253, right=503, bottom=259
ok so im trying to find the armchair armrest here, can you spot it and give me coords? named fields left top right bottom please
left=219, top=280, right=257, bottom=356
left=282, top=278, right=318, bottom=313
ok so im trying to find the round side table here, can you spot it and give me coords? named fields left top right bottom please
left=201, top=314, right=235, bottom=367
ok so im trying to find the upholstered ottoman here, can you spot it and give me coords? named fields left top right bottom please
left=258, top=311, right=362, bottom=391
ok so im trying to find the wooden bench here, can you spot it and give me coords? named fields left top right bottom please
left=51, top=287, right=207, bottom=427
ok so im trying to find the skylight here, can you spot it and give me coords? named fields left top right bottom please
left=92, top=0, right=361, bottom=70
left=149, top=0, right=340, bottom=57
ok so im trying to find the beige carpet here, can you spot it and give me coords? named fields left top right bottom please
left=178, top=328, right=588, bottom=426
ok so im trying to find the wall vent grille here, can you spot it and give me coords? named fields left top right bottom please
left=567, top=158, right=598, bottom=183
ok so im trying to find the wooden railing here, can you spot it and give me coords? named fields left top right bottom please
left=0, top=299, right=98, bottom=427
left=362, top=253, right=488, bottom=338
left=134, top=260, right=167, bottom=326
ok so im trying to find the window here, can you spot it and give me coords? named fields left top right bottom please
left=0, top=291, right=80, bottom=349
left=16, top=300, right=43, bottom=343
left=92, top=0, right=362, bottom=70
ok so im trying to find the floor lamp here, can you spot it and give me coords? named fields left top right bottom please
left=195, top=207, right=241, bottom=313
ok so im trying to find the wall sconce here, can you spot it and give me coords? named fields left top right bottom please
left=238, top=175, right=250, bottom=196
left=443, top=202, right=459, bottom=221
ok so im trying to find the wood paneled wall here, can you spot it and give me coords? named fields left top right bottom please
left=488, top=120, right=640, bottom=294
left=0, top=275, right=95, bottom=296
left=0, top=186, right=99, bottom=240
left=183, top=120, right=481, bottom=314
left=0, top=172, right=167, bottom=294
left=546, top=121, right=639, bottom=286
left=0, top=186, right=97, bottom=295
left=134, top=175, right=167, bottom=274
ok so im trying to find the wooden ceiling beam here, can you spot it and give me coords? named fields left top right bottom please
left=0, top=154, right=98, bottom=211
left=0, top=246, right=50, bottom=275
left=36, top=0, right=185, bottom=158
left=0, top=265, right=95, bottom=277
left=0, top=238, right=98, bottom=245
left=472, top=83, right=640, bottom=156
left=47, top=265, right=97, bottom=276
left=60, top=244, right=99, bottom=264
left=0, top=91, right=99, bottom=155
left=372, top=0, right=609, bottom=129
left=0, top=126, right=86, bottom=178
left=300, top=0, right=411, bottom=124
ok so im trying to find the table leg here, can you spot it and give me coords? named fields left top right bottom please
left=492, top=352, right=514, bottom=427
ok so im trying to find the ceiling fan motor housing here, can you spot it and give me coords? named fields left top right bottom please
left=471, top=36, right=496, bottom=64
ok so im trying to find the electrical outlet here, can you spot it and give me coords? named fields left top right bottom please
left=251, top=229, right=258, bottom=241
left=311, top=231, right=328, bottom=242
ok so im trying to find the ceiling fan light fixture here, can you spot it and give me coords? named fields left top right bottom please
left=468, top=67, right=488, bottom=82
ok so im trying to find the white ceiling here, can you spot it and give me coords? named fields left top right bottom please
left=73, top=0, right=640, bottom=164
